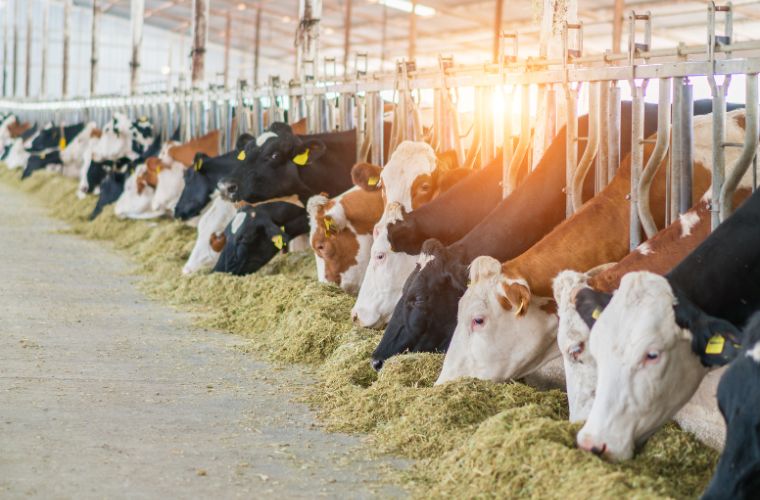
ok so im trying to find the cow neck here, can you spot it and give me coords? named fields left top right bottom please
left=236, top=195, right=304, bottom=209
left=293, top=130, right=357, bottom=199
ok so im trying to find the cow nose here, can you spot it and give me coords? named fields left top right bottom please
left=351, top=312, right=359, bottom=324
left=590, top=445, right=607, bottom=457
left=577, top=436, right=607, bottom=457
left=371, top=358, right=384, bottom=371
left=218, top=180, right=238, bottom=200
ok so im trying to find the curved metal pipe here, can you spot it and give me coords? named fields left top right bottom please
left=637, top=77, right=671, bottom=238
left=720, top=73, right=758, bottom=221
left=506, top=84, right=531, bottom=193
left=571, top=81, right=600, bottom=211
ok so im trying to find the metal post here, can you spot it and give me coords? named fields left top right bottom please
left=596, top=81, right=610, bottom=191
left=720, top=73, right=759, bottom=221
left=223, top=10, right=231, bottom=88
left=637, top=77, right=671, bottom=238
left=342, top=0, right=352, bottom=78
left=253, top=7, right=261, bottom=87
left=191, top=0, right=209, bottom=87
left=130, top=0, right=144, bottom=95
left=41, top=0, right=49, bottom=98
left=502, top=85, right=513, bottom=198
left=24, top=0, right=30, bottom=97
left=408, top=1, right=416, bottom=61
left=564, top=88, right=578, bottom=217
left=612, top=0, right=625, bottom=52
left=629, top=83, right=646, bottom=249
left=708, top=78, right=728, bottom=230
left=572, top=81, right=600, bottom=211
left=62, top=0, right=71, bottom=98
left=370, top=91, right=384, bottom=166
left=380, top=5, right=387, bottom=71
left=670, top=77, right=683, bottom=222
left=480, top=86, right=494, bottom=165
left=12, top=0, right=18, bottom=97
left=2, top=0, right=8, bottom=97
left=493, top=0, right=504, bottom=63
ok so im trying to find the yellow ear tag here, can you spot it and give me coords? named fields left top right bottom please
left=272, top=234, right=284, bottom=250
left=705, top=335, right=725, bottom=355
left=139, top=116, right=148, bottom=122
left=59, top=138, right=67, bottom=150
left=156, top=165, right=162, bottom=175
left=237, top=150, right=246, bottom=161
left=514, top=299, right=526, bottom=317
left=591, top=307, right=602, bottom=320
left=292, top=148, right=310, bottom=166
left=40, top=152, right=46, bottom=160
left=367, top=176, right=380, bottom=187
left=324, top=217, right=336, bottom=237
left=194, top=158, right=203, bottom=172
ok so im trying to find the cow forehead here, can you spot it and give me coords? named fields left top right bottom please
left=380, top=141, right=437, bottom=183
left=256, top=131, right=278, bottom=147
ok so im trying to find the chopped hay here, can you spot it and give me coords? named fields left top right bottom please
left=1, top=166, right=720, bottom=498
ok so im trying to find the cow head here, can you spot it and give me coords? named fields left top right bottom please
left=175, top=153, right=214, bottom=220
left=702, top=313, right=760, bottom=499
left=218, top=124, right=326, bottom=202
left=114, top=164, right=156, bottom=219
left=93, top=114, right=134, bottom=161
left=183, top=194, right=237, bottom=275
left=435, top=256, right=559, bottom=385
left=577, top=272, right=742, bottom=461
left=60, top=122, right=98, bottom=167
left=213, top=203, right=310, bottom=276
left=371, top=238, right=468, bottom=370
left=149, top=143, right=185, bottom=214
left=90, top=162, right=132, bottom=220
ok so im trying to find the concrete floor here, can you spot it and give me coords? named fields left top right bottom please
left=0, top=182, right=406, bottom=499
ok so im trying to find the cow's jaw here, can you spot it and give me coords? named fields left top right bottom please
left=340, top=233, right=373, bottom=294
left=578, top=272, right=707, bottom=461
left=151, top=163, right=186, bottom=214
left=183, top=196, right=236, bottom=275
left=436, top=277, right=559, bottom=385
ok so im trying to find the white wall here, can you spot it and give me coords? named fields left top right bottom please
left=0, top=1, right=279, bottom=99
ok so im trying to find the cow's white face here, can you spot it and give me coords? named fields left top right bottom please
left=5, top=139, right=29, bottom=170
left=0, top=115, right=16, bottom=144
left=114, top=166, right=155, bottom=219
left=379, top=141, right=438, bottom=209
left=577, top=272, right=707, bottom=461
left=436, top=256, right=560, bottom=385
left=150, top=161, right=185, bottom=214
left=94, top=114, right=133, bottom=161
left=553, top=270, right=599, bottom=422
left=352, top=205, right=417, bottom=328
left=183, top=194, right=236, bottom=275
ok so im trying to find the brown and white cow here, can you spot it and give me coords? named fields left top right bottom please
left=435, top=111, right=734, bottom=386
left=307, top=174, right=384, bottom=293
left=350, top=142, right=470, bottom=328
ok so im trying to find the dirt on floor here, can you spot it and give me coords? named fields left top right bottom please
left=0, top=182, right=407, bottom=499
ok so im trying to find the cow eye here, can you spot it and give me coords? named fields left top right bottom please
left=643, top=351, right=660, bottom=365
left=420, top=183, right=431, bottom=191
left=471, top=316, right=486, bottom=330
left=271, top=152, right=281, bottom=160
left=568, top=342, right=585, bottom=361
left=375, top=252, right=386, bottom=262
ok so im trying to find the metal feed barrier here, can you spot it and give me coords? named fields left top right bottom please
left=2, top=2, right=759, bottom=248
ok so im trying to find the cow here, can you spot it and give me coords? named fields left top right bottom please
left=90, top=138, right=163, bottom=220
left=114, top=162, right=161, bottom=219
left=59, top=122, right=102, bottom=178
left=174, top=132, right=256, bottom=221
left=4, top=124, right=39, bottom=168
left=213, top=200, right=311, bottom=276
left=92, top=114, right=154, bottom=162
left=573, top=150, right=760, bottom=462
left=553, top=187, right=749, bottom=421
left=182, top=193, right=237, bottom=275
left=370, top=100, right=740, bottom=371
left=349, top=142, right=471, bottom=328
left=307, top=178, right=384, bottom=293
left=146, top=130, right=220, bottom=216
left=702, top=313, right=760, bottom=500
left=21, top=122, right=91, bottom=179
left=433, top=110, right=738, bottom=387
left=21, top=151, right=63, bottom=179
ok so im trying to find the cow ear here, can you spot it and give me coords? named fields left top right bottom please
left=574, top=288, right=613, bottom=329
left=235, top=133, right=255, bottom=150
left=502, top=280, right=532, bottom=317
left=265, top=223, right=288, bottom=251
left=292, top=139, right=326, bottom=166
left=673, top=296, right=744, bottom=367
left=435, top=167, right=470, bottom=194
left=435, top=149, right=459, bottom=170
left=351, top=162, right=383, bottom=191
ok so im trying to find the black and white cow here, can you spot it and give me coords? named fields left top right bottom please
left=702, top=313, right=760, bottom=500
left=21, top=122, right=89, bottom=179
left=213, top=201, right=310, bottom=276
left=574, top=185, right=760, bottom=462
left=219, top=122, right=390, bottom=205
left=173, top=133, right=255, bottom=221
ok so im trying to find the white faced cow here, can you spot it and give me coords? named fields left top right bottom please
left=183, top=192, right=237, bottom=274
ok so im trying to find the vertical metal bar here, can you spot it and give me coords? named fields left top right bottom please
left=629, top=83, right=646, bottom=250
left=709, top=81, right=727, bottom=230
left=679, top=80, right=694, bottom=215
left=41, top=0, right=49, bottom=98
left=670, top=77, right=683, bottom=222
left=572, top=81, right=600, bottom=211
left=191, top=0, right=208, bottom=87
left=62, top=0, right=71, bottom=98
left=480, top=86, right=494, bottom=165
left=493, top=0, right=504, bottom=63
left=408, top=1, right=416, bottom=60
left=612, top=0, right=625, bottom=52
left=253, top=7, right=261, bottom=87
left=607, top=85, right=621, bottom=182
left=720, top=73, right=758, bottom=221
left=596, top=81, right=610, bottom=192
left=223, top=10, right=231, bottom=88
left=564, top=88, right=578, bottom=217
left=2, top=0, right=8, bottom=97
left=12, top=0, right=18, bottom=97
left=342, top=0, right=352, bottom=77
left=370, top=91, right=384, bottom=166
left=130, top=0, right=144, bottom=95
left=24, top=0, right=30, bottom=97
left=380, top=5, right=387, bottom=71
left=502, top=85, right=513, bottom=198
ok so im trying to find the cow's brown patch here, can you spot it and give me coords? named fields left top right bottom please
left=91, top=128, right=103, bottom=138
left=496, top=293, right=513, bottom=311
left=136, top=157, right=162, bottom=194
left=291, top=118, right=307, bottom=136
left=502, top=281, right=531, bottom=317
left=333, top=189, right=383, bottom=235
left=8, top=121, right=31, bottom=138
left=311, top=204, right=360, bottom=286
left=436, top=149, right=459, bottom=171
left=411, top=173, right=435, bottom=209
left=209, top=232, right=227, bottom=253
left=735, top=113, right=746, bottom=130
left=169, top=130, right=221, bottom=167
left=540, top=300, right=558, bottom=316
